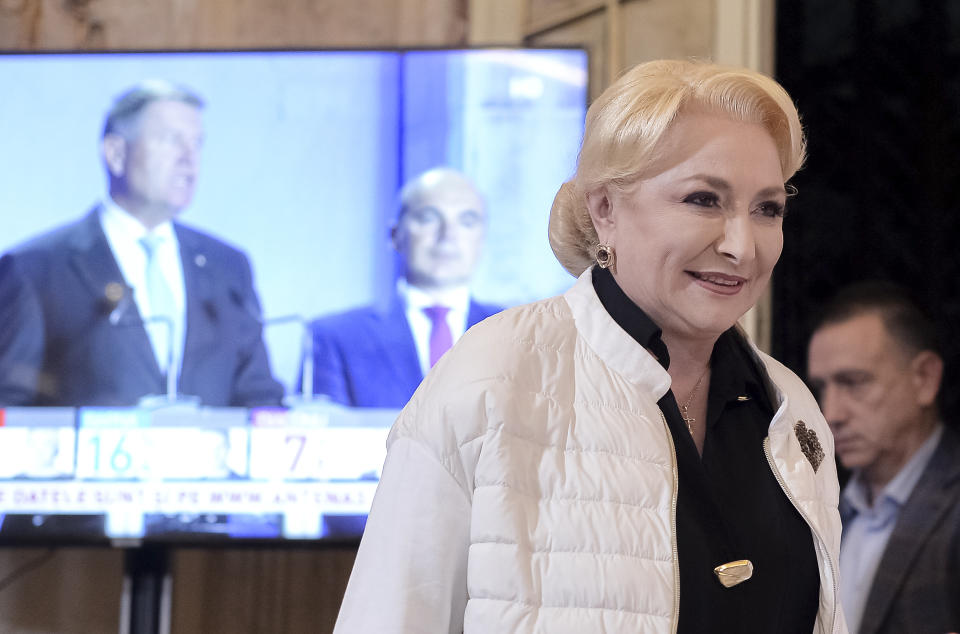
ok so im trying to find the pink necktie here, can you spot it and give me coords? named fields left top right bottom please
left=423, top=305, right=453, bottom=367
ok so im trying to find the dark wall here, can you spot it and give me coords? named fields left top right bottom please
left=773, top=0, right=960, bottom=423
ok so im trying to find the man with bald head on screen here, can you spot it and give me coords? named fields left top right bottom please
left=306, top=167, right=503, bottom=408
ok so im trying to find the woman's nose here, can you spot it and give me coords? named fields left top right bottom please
left=715, top=214, right=756, bottom=264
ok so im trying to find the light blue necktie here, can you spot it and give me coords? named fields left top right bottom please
left=140, top=234, right=177, bottom=375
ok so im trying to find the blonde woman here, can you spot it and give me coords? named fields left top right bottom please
left=335, top=59, right=846, bottom=634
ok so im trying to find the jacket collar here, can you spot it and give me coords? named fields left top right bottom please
left=564, top=266, right=790, bottom=407
left=564, top=266, right=828, bottom=466
left=563, top=267, right=672, bottom=400
left=66, top=208, right=126, bottom=294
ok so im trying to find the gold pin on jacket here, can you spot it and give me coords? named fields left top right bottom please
left=713, top=560, right=754, bottom=588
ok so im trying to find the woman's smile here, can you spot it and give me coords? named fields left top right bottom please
left=687, top=270, right=748, bottom=295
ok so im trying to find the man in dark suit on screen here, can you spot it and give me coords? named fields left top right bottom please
left=306, top=167, right=501, bottom=408
left=0, top=80, right=284, bottom=407
left=807, top=282, right=960, bottom=634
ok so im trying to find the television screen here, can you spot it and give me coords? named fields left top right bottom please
left=0, top=47, right=589, bottom=545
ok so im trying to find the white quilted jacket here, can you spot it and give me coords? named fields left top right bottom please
left=334, top=269, right=847, bottom=634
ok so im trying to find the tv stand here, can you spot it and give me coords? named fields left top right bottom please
left=121, top=546, right=171, bottom=634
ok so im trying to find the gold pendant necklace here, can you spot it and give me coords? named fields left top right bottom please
left=679, top=365, right=710, bottom=435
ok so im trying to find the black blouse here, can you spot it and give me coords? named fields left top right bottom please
left=592, top=267, right=820, bottom=634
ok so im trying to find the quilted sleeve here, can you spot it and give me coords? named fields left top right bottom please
left=334, top=436, right=471, bottom=634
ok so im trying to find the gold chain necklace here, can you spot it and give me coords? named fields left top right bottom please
left=679, top=365, right=710, bottom=435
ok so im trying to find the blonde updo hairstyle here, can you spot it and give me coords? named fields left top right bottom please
left=548, top=59, right=806, bottom=276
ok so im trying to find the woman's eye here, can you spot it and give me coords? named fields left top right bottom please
left=757, top=201, right=787, bottom=218
left=683, top=191, right=720, bottom=207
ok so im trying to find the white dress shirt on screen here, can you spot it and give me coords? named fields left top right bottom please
left=100, top=200, right=186, bottom=375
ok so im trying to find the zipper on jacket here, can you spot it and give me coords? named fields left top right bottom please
left=763, top=436, right=839, bottom=634
left=659, top=409, right=680, bottom=634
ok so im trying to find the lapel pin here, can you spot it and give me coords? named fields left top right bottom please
left=194, top=254, right=206, bottom=267
left=736, top=395, right=751, bottom=402
left=794, top=420, right=824, bottom=473
left=104, top=281, right=125, bottom=303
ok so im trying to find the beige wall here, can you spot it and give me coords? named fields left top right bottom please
left=0, top=0, right=469, bottom=49
left=0, top=1, right=765, bottom=631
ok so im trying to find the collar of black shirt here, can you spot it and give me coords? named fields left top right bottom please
left=591, top=265, right=771, bottom=421
left=706, top=329, right=772, bottom=429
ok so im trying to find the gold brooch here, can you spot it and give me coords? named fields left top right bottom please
left=714, top=560, right=754, bottom=588
left=794, top=420, right=824, bottom=473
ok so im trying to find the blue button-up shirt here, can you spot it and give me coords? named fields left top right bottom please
left=838, top=424, right=943, bottom=633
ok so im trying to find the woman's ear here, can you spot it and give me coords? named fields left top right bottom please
left=910, top=349, right=944, bottom=408
left=585, top=186, right=615, bottom=241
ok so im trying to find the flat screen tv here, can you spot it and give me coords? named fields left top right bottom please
left=0, top=47, right=589, bottom=545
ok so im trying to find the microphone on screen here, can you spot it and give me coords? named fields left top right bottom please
left=103, top=282, right=196, bottom=407
left=227, top=287, right=315, bottom=402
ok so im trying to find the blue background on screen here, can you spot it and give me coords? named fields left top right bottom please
left=0, top=48, right=588, bottom=392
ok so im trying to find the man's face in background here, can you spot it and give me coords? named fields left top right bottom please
left=393, top=175, right=486, bottom=291
left=807, top=311, right=933, bottom=479
left=104, top=99, right=204, bottom=223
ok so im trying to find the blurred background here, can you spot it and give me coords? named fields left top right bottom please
left=0, top=0, right=957, bottom=632
left=771, top=0, right=960, bottom=428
